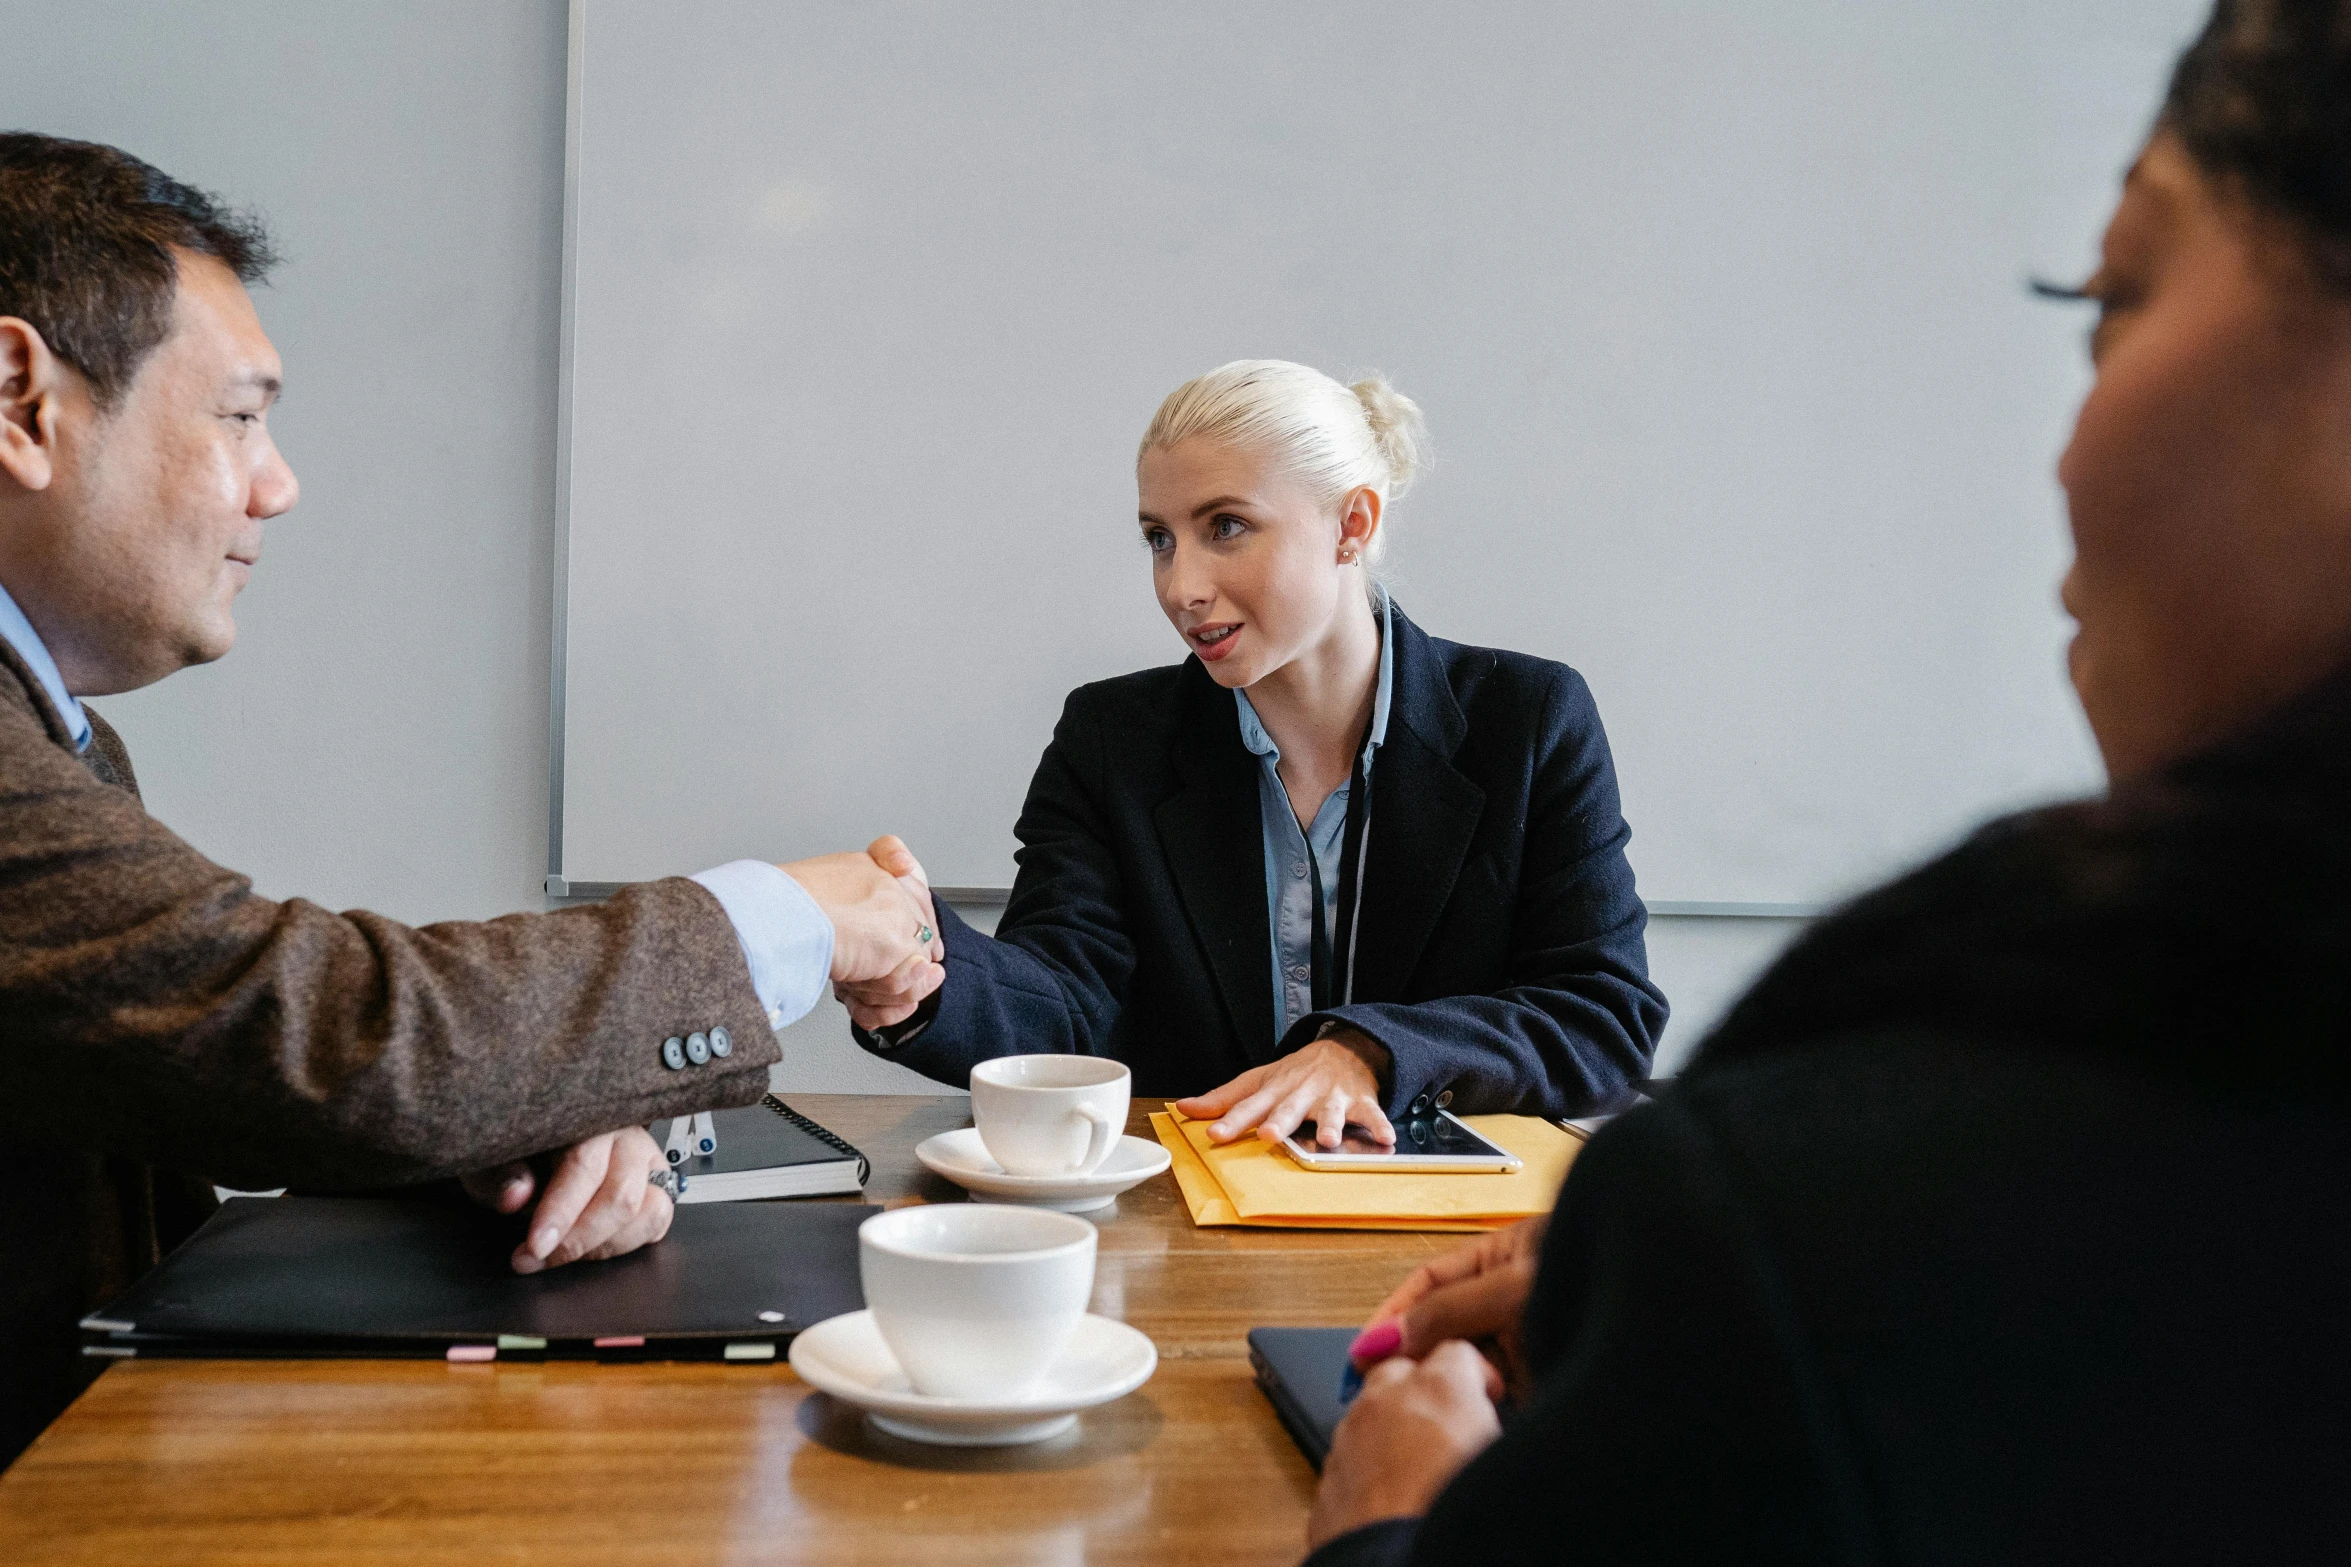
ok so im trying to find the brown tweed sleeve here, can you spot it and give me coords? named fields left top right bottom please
left=0, top=680, right=783, bottom=1191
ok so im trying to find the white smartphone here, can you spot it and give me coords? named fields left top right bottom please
left=1280, top=1110, right=1523, bottom=1173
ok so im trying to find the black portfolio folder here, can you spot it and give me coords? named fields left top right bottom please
left=1247, top=1326, right=1359, bottom=1469
left=82, top=1195, right=873, bottom=1361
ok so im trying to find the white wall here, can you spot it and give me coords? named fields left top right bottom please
left=8, top=0, right=570, bottom=924
left=12, top=0, right=1807, bottom=1094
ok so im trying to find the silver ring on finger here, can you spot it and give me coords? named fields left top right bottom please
left=916, top=924, right=933, bottom=945
left=648, top=1166, right=682, bottom=1200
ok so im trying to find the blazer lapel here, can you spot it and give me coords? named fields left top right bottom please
left=1152, top=665, right=1280, bottom=1055
left=1350, top=610, right=1485, bottom=999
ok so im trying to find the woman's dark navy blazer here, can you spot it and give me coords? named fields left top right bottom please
left=874, top=604, right=1668, bottom=1119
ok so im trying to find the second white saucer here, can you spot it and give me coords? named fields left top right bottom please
left=789, top=1309, right=1157, bottom=1446
left=915, top=1128, right=1172, bottom=1213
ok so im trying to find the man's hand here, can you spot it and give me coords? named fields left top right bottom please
left=1307, top=1341, right=1503, bottom=1549
left=461, top=1127, right=676, bottom=1276
left=781, top=840, right=945, bottom=1005
left=1353, top=1215, right=1549, bottom=1404
left=1173, top=1026, right=1394, bottom=1148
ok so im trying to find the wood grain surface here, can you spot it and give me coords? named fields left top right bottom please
left=0, top=1095, right=1448, bottom=1565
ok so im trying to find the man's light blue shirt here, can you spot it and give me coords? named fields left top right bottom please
left=686, top=860, right=836, bottom=1033
left=0, top=578, right=90, bottom=750
left=1234, top=588, right=1395, bottom=1041
left=0, top=574, right=826, bottom=1032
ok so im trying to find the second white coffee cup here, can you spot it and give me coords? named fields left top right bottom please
left=858, top=1203, right=1097, bottom=1399
left=970, top=1054, right=1131, bottom=1177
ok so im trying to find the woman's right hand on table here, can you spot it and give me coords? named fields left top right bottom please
left=1351, top=1214, right=1549, bottom=1405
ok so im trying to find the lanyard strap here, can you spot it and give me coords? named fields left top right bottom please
left=1308, top=748, right=1375, bottom=1012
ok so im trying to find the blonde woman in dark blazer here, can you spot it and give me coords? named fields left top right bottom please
left=845, top=361, right=1666, bottom=1148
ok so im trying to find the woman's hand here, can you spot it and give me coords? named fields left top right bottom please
left=1306, top=1341, right=1503, bottom=1550
left=1174, top=1026, right=1395, bottom=1147
left=461, top=1127, right=676, bottom=1275
left=1354, top=1215, right=1549, bottom=1404
left=833, top=835, right=946, bottom=1031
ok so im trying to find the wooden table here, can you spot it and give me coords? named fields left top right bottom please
left=0, top=1095, right=1452, bottom=1565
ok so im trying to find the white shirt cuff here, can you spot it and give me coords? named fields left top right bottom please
left=689, top=859, right=833, bottom=1031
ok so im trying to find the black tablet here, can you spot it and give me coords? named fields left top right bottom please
left=1247, top=1325, right=1360, bottom=1469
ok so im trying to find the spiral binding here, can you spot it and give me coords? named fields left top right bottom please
left=762, top=1095, right=871, bottom=1186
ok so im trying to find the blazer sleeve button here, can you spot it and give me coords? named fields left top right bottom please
left=710, top=1025, right=732, bottom=1059
left=1408, top=1094, right=1431, bottom=1117
left=1434, top=1089, right=1454, bottom=1109
left=685, top=1031, right=712, bottom=1065
left=661, top=1037, right=687, bottom=1071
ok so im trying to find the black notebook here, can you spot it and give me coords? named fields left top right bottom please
left=81, top=1194, right=872, bottom=1362
left=1248, top=1326, right=1359, bottom=1469
left=663, top=1095, right=869, bottom=1202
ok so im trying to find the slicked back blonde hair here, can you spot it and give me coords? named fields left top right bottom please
left=1140, top=359, right=1430, bottom=562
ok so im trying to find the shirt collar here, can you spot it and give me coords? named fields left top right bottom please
left=1235, top=584, right=1395, bottom=764
left=0, top=577, right=91, bottom=751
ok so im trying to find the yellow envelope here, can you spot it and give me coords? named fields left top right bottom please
left=1149, top=1107, right=1579, bottom=1232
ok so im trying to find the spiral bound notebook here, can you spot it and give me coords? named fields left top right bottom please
left=662, top=1095, right=869, bottom=1202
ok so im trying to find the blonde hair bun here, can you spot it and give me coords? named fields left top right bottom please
left=1348, top=375, right=1429, bottom=501
left=1140, top=360, right=1433, bottom=552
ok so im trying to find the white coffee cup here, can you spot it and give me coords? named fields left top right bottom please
left=969, top=1055, right=1131, bottom=1177
left=857, top=1203, right=1098, bottom=1399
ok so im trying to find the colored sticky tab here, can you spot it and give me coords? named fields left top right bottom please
left=593, top=1335, right=646, bottom=1349
left=723, top=1342, right=777, bottom=1361
left=497, top=1335, right=547, bottom=1351
left=446, top=1345, right=497, bottom=1363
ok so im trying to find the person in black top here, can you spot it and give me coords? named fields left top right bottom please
left=842, top=361, right=1664, bottom=1145
left=1302, top=3, right=2351, bottom=1560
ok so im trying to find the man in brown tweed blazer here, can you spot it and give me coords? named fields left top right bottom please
left=0, top=135, right=946, bottom=1464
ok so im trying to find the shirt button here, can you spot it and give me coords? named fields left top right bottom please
left=1288, top=964, right=1310, bottom=981
left=685, top=1031, right=712, bottom=1065
left=661, top=1037, right=687, bottom=1071
left=710, top=1025, right=732, bottom=1059
left=1290, top=862, right=1307, bottom=879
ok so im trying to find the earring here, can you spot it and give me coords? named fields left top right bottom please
left=1339, top=546, right=1357, bottom=564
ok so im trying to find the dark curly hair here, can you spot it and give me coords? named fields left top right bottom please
left=0, top=132, right=276, bottom=408
left=2164, top=0, right=2351, bottom=284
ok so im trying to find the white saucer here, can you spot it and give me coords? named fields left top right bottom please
left=915, top=1129, right=1172, bottom=1213
left=788, top=1309, right=1157, bottom=1446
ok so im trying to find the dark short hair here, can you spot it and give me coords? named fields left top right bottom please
left=2164, top=0, right=2351, bottom=285
left=0, top=132, right=276, bottom=408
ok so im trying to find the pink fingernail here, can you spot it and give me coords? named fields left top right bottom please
left=1349, top=1318, right=1403, bottom=1369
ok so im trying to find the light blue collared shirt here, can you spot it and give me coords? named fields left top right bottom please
left=686, top=859, right=836, bottom=1033
left=0, top=575, right=828, bottom=1034
left=0, top=577, right=90, bottom=750
left=1234, top=588, right=1395, bottom=1041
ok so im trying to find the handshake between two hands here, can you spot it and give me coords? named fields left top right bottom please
left=780, top=834, right=947, bottom=1031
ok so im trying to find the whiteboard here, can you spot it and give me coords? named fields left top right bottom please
left=554, top=0, right=2202, bottom=906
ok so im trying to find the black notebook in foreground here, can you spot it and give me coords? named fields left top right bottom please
left=81, top=1195, right=872, bottom=1362
left=663, top=1095, right=869, bottom=1202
